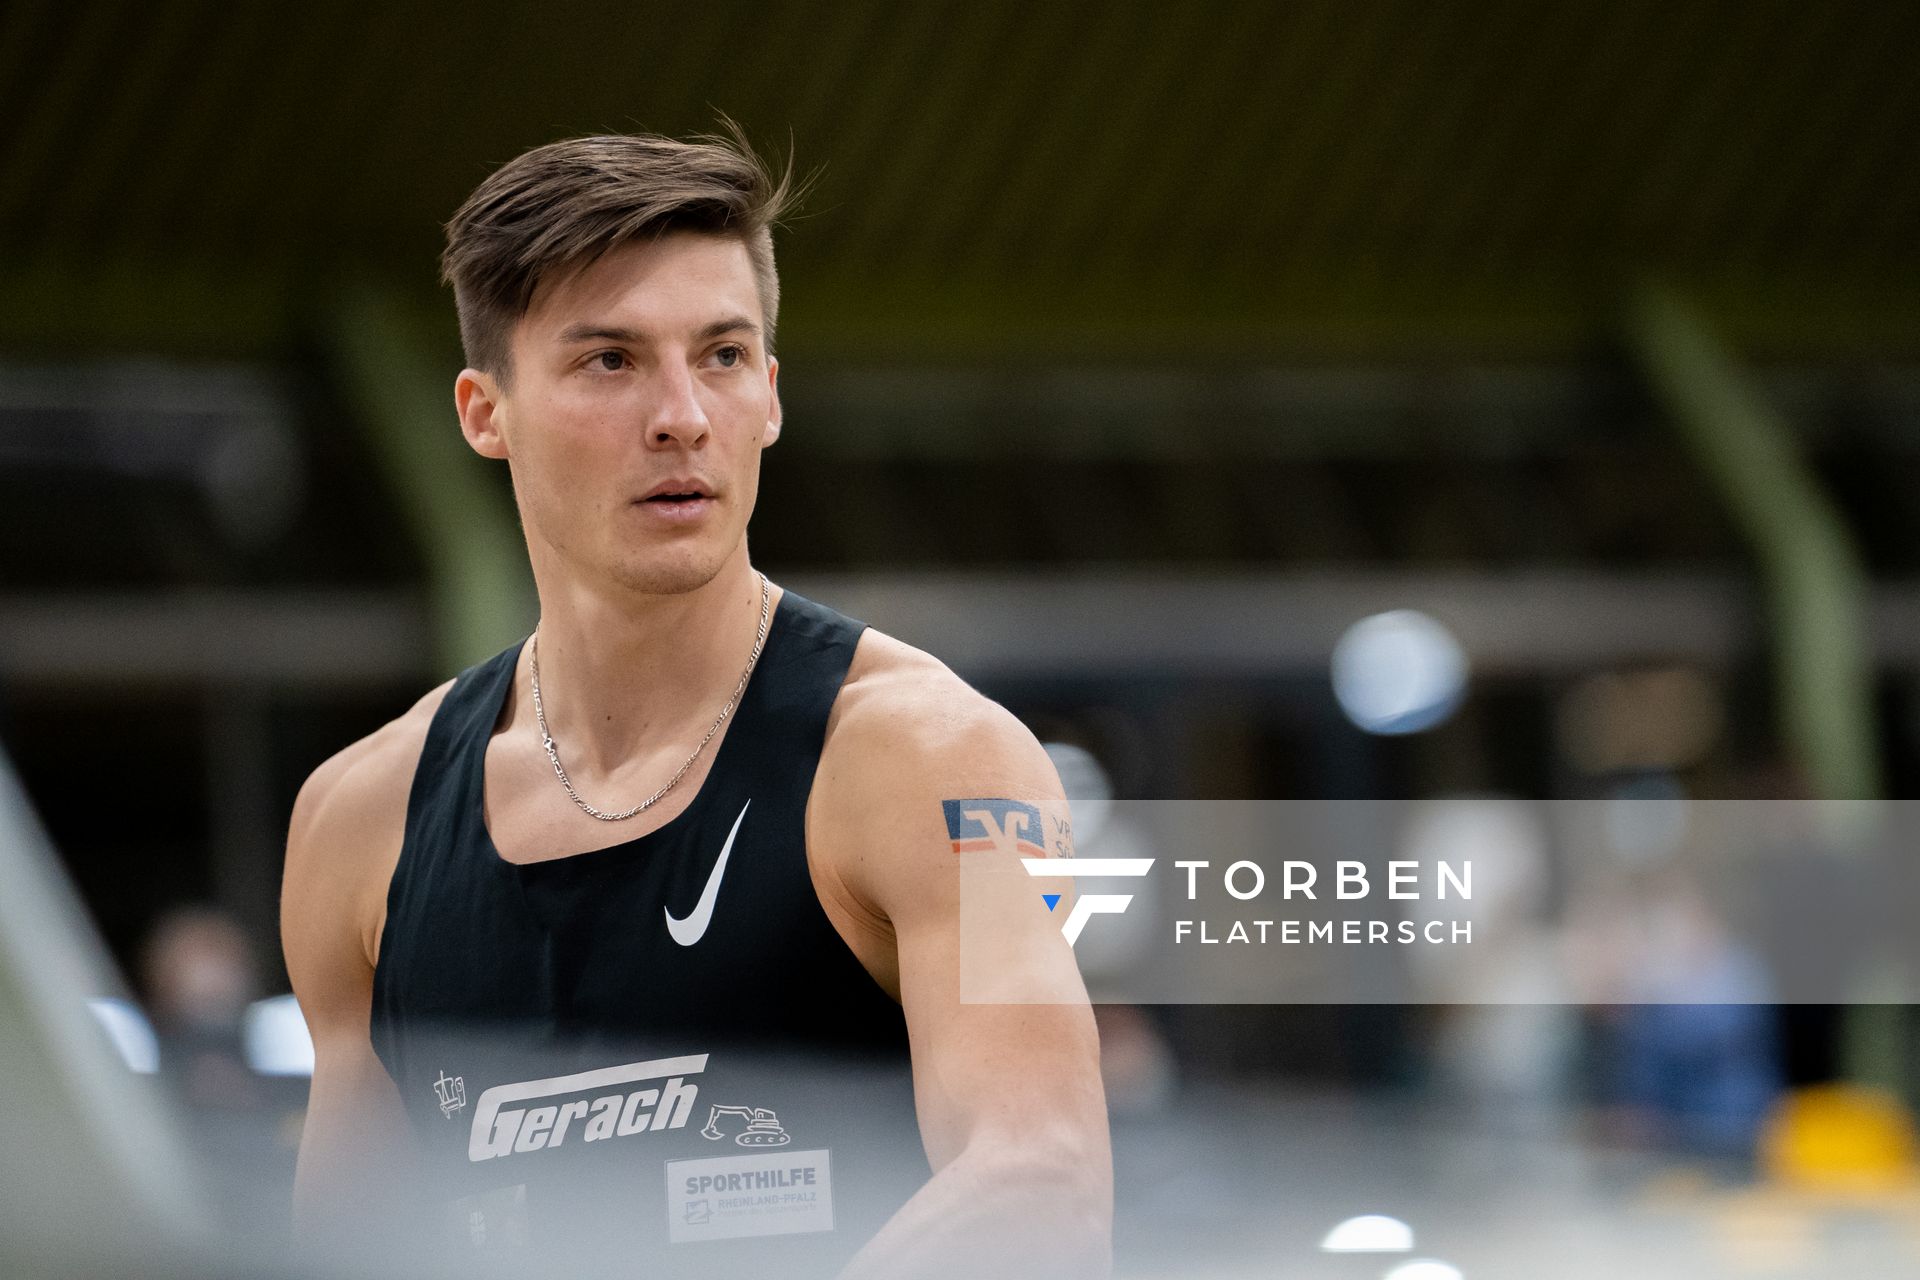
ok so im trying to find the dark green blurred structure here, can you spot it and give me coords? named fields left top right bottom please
left=3, top=0, right=1916, bottom=360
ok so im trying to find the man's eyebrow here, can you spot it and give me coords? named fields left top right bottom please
left=552, top=317, right=761, bottom=346
left=694, top=316, right=761, bottom=342
left=555, top=323, right=644, bottom=346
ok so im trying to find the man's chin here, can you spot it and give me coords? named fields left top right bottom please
left=608, top=551, right=732, bottom=598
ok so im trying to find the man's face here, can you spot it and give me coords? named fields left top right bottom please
left=458, top=231, right=781, bottom=596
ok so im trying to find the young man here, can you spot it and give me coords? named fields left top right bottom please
left=281, top=129, right=1111, bottom=1277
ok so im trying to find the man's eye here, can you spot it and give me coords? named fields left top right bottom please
left=713, top=345, right=745, bottom=369
left=592, top=351, right=625, bottom=372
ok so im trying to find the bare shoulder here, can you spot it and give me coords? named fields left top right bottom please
left=821, top=628, right=1054, bottom=785
left=289, top=680, right=452, bottom=853
left=804, top=625, right=1074, bottom=1007
left=283, top=679, right=455, bottom=973
left=807, top=628, right=1073, bottom=994
left=813, top=628, right=1065, bottom=909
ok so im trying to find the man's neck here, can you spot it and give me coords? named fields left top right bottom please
left=521, top=553, right=769, bottom=775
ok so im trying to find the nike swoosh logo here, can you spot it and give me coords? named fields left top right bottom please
left=665, top=800, right=750, bottom=947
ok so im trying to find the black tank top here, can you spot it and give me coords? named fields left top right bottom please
left=370, top=590, right=921, bottom=1275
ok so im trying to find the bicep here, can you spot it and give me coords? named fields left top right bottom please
left=849, top=729, right=1107, bottom=1171
left=281, top=770, right=416, bottom=1234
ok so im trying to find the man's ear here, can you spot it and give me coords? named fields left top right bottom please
left=762, top=357, right=782, bottom=447
left=455, top=368, right=509, bottom=459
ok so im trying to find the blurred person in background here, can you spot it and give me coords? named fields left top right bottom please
left=142, top=904, right=305, bottom=1239
left=142, top=904, right=263, bottom=1112
left=1575, top=877, right=1783, bottom=1157
left=281, top=125, right=1110, bottom=1278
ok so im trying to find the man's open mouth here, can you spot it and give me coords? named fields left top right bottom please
left=639, top=479, right=715, bottom=504
left=634, top=483, right=717, bottom=519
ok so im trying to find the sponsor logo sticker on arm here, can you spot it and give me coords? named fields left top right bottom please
left=943, top=798, right=1048, bottom=856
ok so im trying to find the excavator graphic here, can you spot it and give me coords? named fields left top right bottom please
left=700, top=1104, right=792, bottom=1147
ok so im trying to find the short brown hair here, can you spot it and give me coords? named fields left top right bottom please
left=441, top=123, right=797, bottom=377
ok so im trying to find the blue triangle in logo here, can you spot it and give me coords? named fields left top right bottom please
left=1042, top=894, right=1061, bottom=912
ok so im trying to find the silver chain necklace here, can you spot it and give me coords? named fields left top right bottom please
left=528, top=571, right=770, bottom=822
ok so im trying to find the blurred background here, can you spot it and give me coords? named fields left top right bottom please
left=6, top=1, right=1920, bottom=1275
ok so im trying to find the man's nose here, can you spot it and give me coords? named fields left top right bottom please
left=645, top=362, right=710, bottom=449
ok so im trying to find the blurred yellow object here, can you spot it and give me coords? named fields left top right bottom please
left=1760, top=1085, right=1918, bottom=1194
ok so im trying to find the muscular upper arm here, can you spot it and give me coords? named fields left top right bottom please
left=811, top=649, right=1108, bottom=1181
left=281, top=686, right=445, bottom=1237
left=282, top=755, right=382, bottom=1040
